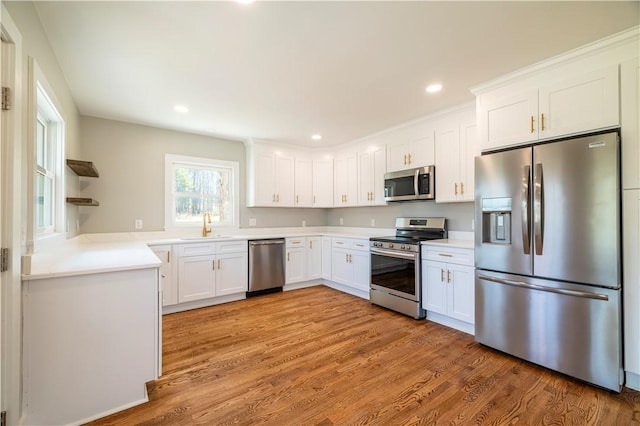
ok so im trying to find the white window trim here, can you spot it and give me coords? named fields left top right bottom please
left=28, top=57, right=66, bottom=248
left=164, top=154, right=240, bottom=231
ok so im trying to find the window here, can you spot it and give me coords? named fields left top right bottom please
left=165, top=154, right=239, bottom=229
left=35, top=83, right=64, bottom=236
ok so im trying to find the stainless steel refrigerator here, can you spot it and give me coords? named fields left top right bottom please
left=474, top=131, right=622, bottom=392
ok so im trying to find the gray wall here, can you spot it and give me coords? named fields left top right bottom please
left=79, top=116, right=474, bottom=233
left=5, top=1, right=83, bottom=241
left=326, top=202, right=475, bottom=232
left=79, top=116, right=327, bottom=233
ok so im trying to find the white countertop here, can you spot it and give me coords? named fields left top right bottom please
left=24, top=227, right=475, bottom=280
left=23, top=226, right=396, bottom=280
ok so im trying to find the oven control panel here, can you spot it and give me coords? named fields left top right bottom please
left=370, top=241, right=419, bottom=253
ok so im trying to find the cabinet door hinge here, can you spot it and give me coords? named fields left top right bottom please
left=1, top=410, right=7, bottom=426
left=1, top=248, right=9, bottom=272
left=2, top=87, right=10, bottom=111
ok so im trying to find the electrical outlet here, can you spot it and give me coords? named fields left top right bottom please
left=302, top=220, right=307, bottom=227
left=249, top=218, right=257, bottom=227
left=135, top=219, right=143, bottom=230
left=339, top=217, right=344, bottom=225
left=370, top=218, right=376, bottom=227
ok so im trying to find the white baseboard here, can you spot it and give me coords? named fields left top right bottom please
left=425, top=311, right=475, bottom=335
left=162, top=293, right=246, bottom=315
left=626, top=371, right=640, bottom=391
left=68, top=394, right=150, bottom=426
left=284, top=280, right=322, bottom=291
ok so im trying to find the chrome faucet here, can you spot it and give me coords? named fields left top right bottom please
left=202, top=212, right=212, bottom=237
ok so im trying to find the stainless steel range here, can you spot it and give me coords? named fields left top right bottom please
left=370, top=217, right=447, bottom=319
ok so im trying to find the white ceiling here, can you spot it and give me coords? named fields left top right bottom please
left=33, top=1, right=639, bottom=147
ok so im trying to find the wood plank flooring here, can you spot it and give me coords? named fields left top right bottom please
left=87, top=286, right=640, bottom=425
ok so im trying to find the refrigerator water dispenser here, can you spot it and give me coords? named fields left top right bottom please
left=481, top=197, right=512, bottom=245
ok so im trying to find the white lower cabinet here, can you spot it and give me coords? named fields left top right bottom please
left=331, top=237, right=370, bottom=293
left=322, top=236, right=332, bottom=279
left=286, top=236, right=324, bottom=284
left=151, top=244, right=177, bottom=306
left=307, top=236, right=322, bottom=280
left=421, top=245, right=475, bottom=330
left=286, top=237, right=307, bottom=284
left=176, top=240, right=248, bottom=303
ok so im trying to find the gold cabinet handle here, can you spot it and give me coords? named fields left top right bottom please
left=272, top=193, right=276, bottom=202
left=313, top=195, right=316, bottom=204
left=218, top=259, right=221, bottom=269
left=212, top=260, right=215, bottom=270
left=530, top=115, right=535, bottom=133
left=296, top=195, right=299, bottom=204
left=454, top=183, right=458, bottom=195
left=460, top=182, right=464, bottom=195
left=403, top=154, right=407, bottom=165
left=408, top=153, right=412, bottom=164
left=309, top=241, right=312, bottom=249
left=349, top=254, right=352, bottom=263
left=277, top=194, right=280, bottom=202
left=541, top=113, right=545, bottom=131
left=447, top=270, right=452, bottom=283
left=161, top=273, right=166, bottom=278
left=440, top=269, right=445, bottom=282
left=345, top=253, right=349, bottom=263
left=167, top=252, right=170, bottom=263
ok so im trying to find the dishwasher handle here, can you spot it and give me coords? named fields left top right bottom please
left=249, top=239, right=285, bottom=246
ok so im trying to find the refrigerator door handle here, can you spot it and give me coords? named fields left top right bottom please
left=533, top=163, right=544, bottom=255
left=477, top=275, right=609, bottom=301
left=521, top=165, right=531, bottom=255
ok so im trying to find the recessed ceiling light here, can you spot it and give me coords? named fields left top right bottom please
left=173, top=104, right=189, bottom=113
left=311, top=134, right=322, bottom=141
left=426, top=84, right=443, bottom=93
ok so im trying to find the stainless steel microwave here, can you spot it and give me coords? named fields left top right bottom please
left=384, top=166, right=435, bottom=202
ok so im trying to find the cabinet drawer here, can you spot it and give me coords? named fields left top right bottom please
left=216, top=240, right=247, bottom=254
left=177, top=242, right=216, bottom=257
left=350, top=239, right=369, bottom=252
left=332, top=237, right=351, bottom=248
left=286, top=237, right=306, bottom=248
left=422, top=246, right=474, bottom=266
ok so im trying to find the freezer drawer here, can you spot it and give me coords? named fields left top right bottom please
left=475, top=270, right=622, bottom=392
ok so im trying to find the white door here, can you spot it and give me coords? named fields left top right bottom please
left=350, top=250, right=370, bottom=292
left=447, top=264, right=475, bottom=323
left=294, top=157, right=313, bottom=207
left=307, top=237, right=322, bottom=280
left=434, top=123, right=460, bottom=202
left=479, top=89, right=538, bottom=151
left=216, top=252, right=248, bottom=296
left=285, top=247, right=306, bottom=284
left=178, top=255, right=216, bottom=302
left=422, top=260, right=447, bottom=315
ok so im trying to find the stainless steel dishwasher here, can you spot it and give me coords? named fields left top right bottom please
left=247, top=239, right=286, bottom=296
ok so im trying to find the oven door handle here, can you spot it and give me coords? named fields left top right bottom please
left=371, top=248, right=418, bottom=260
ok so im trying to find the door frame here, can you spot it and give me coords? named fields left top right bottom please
left=1, top=5, right=23, bottom=424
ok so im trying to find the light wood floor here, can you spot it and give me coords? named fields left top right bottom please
left=88, top=286, right=640, bottom=425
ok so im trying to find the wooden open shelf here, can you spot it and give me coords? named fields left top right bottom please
left=66, top=197, right=99, bottom=207
left=66, top=159, right=99, bottom=178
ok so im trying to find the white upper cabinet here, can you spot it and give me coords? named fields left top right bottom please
left=386, top=122, right=435, bottom=172
left=334, top=151, right=358, bottom=207
left=312, top=157, right=334, bottom=207
left=434, top=106, right=478, bottom=203
left=357, top=144, right=386, bottom=206
left=247, top=144, right=295, bottom=207
left=294, top=156, right=313, bottom=207
left=477, top=65, right=620, bottom=152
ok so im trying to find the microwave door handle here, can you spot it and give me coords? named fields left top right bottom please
left=414, top=169, right=420, bottom=196
left=521, top=165, right=531, bottom=255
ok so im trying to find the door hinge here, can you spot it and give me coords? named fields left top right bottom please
left=1, top=248, right=9, bottom=272
left=1, top=410, right=7, bottom=426
left=2, top=87, right=10, bottom=111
